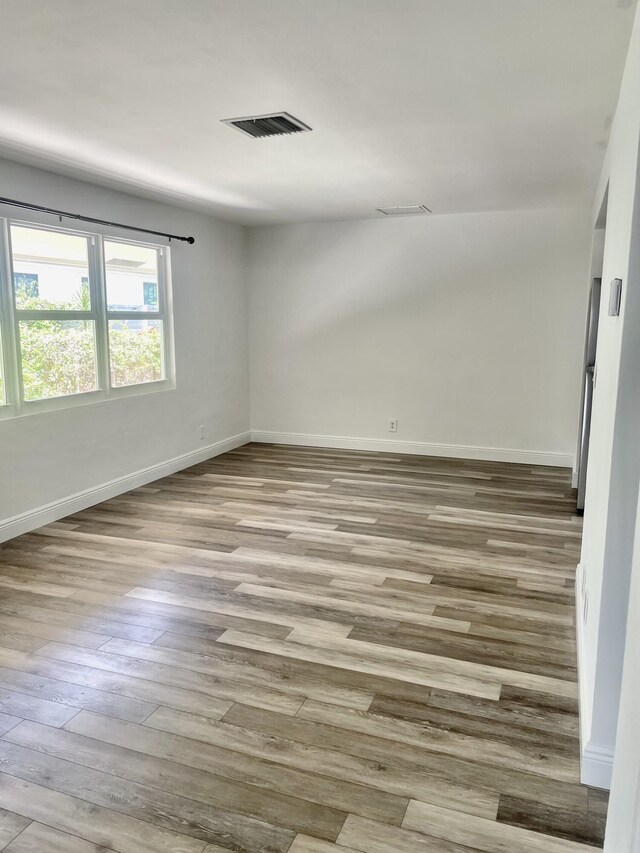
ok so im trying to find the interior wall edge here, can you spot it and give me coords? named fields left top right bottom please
left=575, top=561, right=613, bottom=790
left=576, top=560, right=590, bottom=750
left=0, top=430, right=251, bottom=544
left=250, top=430, right=574, bottom=468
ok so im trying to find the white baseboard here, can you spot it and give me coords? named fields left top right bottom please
left=250, top=430, right=574, bottom=468
left=581, top=742, right=615, bottom=790
left=0, top=431, right=251, bottom=544
left=575, top=562, right=613, bottom=790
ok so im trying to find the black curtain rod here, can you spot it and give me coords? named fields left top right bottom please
left=0, top=196, right=195, bottom=244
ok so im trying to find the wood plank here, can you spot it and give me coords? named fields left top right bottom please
left=2, top=589, right=292, bottom=641
left=296, top=700, right=579, bottom=783
left=35, top=641, right=302, bottom=716
left=4, top=822, right=119, bottom=852
left=337, top=815, right=480, bottom=853
left=88, top=699, right=494, bottom=820
left=0, top=740, right=294, bottom=853
left=5, top=720, right=345, bottom=843
left=0, top=613, right=111, bottom=648
left=216, top=630, right=500, bottom=700
left=123, top=587, right=357, bottom=634
left=220, top=690, right=587, bottom=813
left=138, top=707, right=408, bottom=826
left=0, top=663, right=158, bottom=723
left=0, top=807, right=31, bottom=849
left=0, top=646, right=231, bottom=720
left=68, top=712, right=404, bottom=823
left=0, top=686, right=79, bottom=727
left=150, top=632, right=374, bottom=710
left=402, top=800, right=597, bottom=853
left=288, top=836, right=361, bottom=852
left=285, top=628, right=577, bottom=697
left=0, top=772, right=207, bottom=853
left=0, top=712, right=22, bottom=736
left=497, top=794, right=606, bottom=847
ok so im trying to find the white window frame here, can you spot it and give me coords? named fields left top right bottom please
left=0, top=215, right=175, bottom=420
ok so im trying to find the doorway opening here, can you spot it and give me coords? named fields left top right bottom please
left=576, top=187, right=608, bottom=512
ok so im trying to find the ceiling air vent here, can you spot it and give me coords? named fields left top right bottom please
left=376, top=205, right=431, bottom=216
left=222, top=112, right=312, bottom=139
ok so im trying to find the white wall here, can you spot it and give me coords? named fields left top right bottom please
left=0, top=159, right=250, bottom=535
left=248, top=208, right=590, bottom=465
left=605, top=482, right=640, bottom=851
left=577, top=3, right=640, bottom=791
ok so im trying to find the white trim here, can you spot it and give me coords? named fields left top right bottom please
left=250, top=430, right=574, bottom=468
left=576, top=561, right=590, bottom=752
left=582, top=741, right=615, bottom=790
left=572, top=469, right=579, bottom=488
left=0, top=431, right=251, bottom=544
left=575, top=561, right=614, bottom=790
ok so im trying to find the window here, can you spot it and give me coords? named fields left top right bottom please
left=12, top=226, right=98, bottom=402
left=103, top=241, right=166, bottom=388
left=0, top=220, right=173, bottom=418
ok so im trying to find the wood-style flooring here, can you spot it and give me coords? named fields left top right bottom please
left=0, top=443, right=606, bottom=852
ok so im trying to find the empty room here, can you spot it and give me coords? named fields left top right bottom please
left=1, top=1, right=640, bottom=851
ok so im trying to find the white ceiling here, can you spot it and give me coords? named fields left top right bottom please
left=0, top=0, right=636, bottom=224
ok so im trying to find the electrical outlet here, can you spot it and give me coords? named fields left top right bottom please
left=199, top=424, right=206, bottom=441
left=388, top=418, right=398, bottom=433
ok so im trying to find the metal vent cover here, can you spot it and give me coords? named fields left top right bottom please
left=222, top=112, right=312, bottom=139
left=376, top=205, right=432, bottom=216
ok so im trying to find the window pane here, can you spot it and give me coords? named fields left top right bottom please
left=11, top=226, right=92, bottom=311
left=108, top=319, right=164, bottom=387
left=19, top=319, right=98, bottom=401
left=104, top=241, right=159, bottom=312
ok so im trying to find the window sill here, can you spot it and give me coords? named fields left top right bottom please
left=0, top=379, right=176, bottom=422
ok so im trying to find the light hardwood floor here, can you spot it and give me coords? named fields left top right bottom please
left=0, top=443, right=606, bottom=852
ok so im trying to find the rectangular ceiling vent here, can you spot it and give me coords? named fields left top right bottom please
left=222, top=112, right=312, bottom=139
left=376, top=205, right=431, bottom=216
